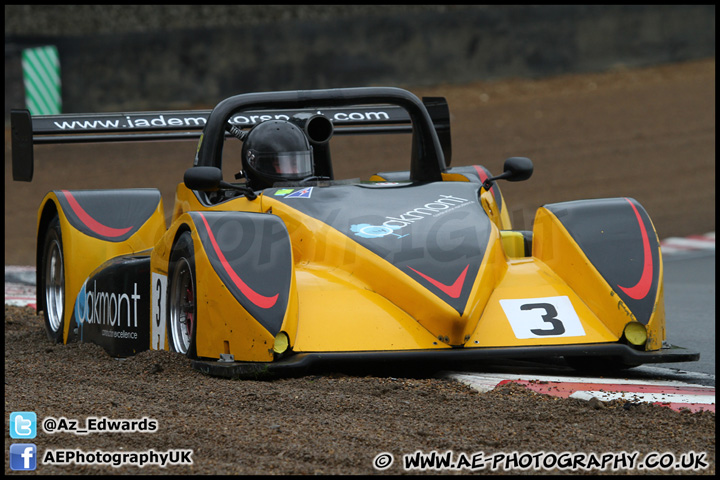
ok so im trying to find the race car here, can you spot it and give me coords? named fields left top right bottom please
left=11, top=86, right=699, bottom=378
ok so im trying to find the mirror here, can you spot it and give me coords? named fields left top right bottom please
left=184, top=166, right=223, bottom=191
left=502, top=157, right=533, bottom=182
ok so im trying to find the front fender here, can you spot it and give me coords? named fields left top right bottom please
left=153, top=211, right=297, bottom=361
left=37, top=189, right=165, bottom=344
left=533, top=197, right=665, bottom=349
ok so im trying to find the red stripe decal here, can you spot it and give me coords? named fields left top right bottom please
left=62, top=190, right=133, bottom=238
left=408, top=264, right=469, bottom=299
left=198, top=213, right=278, bottom=309
left=616, top=198, right=653, bottom=300
left=473, top=165, right=493, bottom=194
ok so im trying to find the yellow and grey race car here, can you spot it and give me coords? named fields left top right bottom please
left=11, top=87, right=698, bottom=378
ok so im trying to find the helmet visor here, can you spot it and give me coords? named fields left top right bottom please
left=247, top=149, right=314, bottom=179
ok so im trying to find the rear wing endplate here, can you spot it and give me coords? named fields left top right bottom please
left=11, top=98, right=451, bottom=182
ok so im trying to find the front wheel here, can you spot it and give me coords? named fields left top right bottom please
left=167, top=231, right=198, bottom=358
left=41, top=216, right=66, bottom=343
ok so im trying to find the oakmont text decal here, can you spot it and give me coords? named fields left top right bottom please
left=74, top=280, right=141, bottom=328
left=351, top=194, right=472, bottom=239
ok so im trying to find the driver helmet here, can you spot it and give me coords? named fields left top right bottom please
left=241, top=119, right=314, bottom=190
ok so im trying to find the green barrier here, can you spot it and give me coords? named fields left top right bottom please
left=22, top=45, right=61, bottom=115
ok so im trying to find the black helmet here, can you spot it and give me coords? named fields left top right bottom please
left=241, top=119, right=314, bottom=190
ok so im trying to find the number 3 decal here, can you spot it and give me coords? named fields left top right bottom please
left=521, top=303, right=565, bottom=336
left=500, top=296, right=586, bottom=339
left=151, top=273, right=167, bottom=350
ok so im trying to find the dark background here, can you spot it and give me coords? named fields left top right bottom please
left=5, top=5, right=715, bottom=114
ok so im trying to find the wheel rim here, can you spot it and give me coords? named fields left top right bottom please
left=169, top=257, right=195, bottom=354
left=44, top=239, right=64, bottom=333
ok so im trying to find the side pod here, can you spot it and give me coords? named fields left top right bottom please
left=37, top=189, right=166, bottom=347
left=72, top=254, right=152, bottom=357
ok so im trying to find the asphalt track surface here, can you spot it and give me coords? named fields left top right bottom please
left=659, top=250, right=715, bottom=379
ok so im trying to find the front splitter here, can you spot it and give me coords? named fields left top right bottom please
left=190, top=343, right=699, bottom=380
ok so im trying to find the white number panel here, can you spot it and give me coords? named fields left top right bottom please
left=499, top=296, right=586, bottom=339
left=151, top=272, right=167, bottom=350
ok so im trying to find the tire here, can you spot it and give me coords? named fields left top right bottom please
left=40, top=217, right=66, bottom=343
left=167, top=231, right=198, bottom=358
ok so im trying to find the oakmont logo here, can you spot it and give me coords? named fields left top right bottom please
left=74, top=280, right=141, bottom=328
left=351, top=194, right=472, bottom=239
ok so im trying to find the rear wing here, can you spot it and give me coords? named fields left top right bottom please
left=11, top=97, right=451, bottom=182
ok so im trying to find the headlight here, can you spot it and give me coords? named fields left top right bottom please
left=273, top=331, right=289, bottom=354
left=623, top=322, right=647, bottom=347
